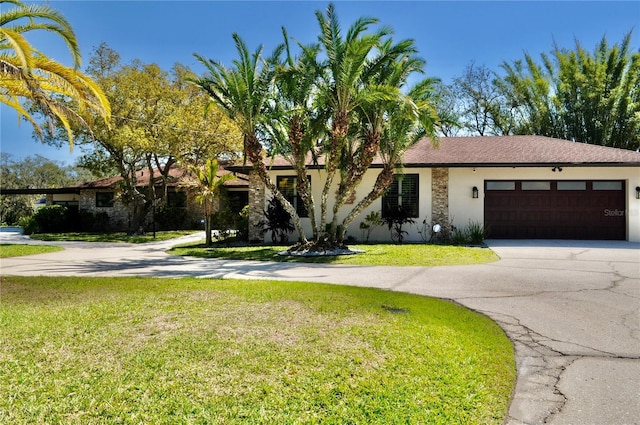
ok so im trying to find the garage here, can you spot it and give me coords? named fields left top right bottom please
left=484, top=180, right=626, bottom=240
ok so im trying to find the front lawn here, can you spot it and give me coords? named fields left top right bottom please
left=169, top=243, right=499, bottom=266
left=0, top=244, right=63, bottom=258
left=29, top=230, right=197, bottom=244
left=0, top=276, right=515, bottom=424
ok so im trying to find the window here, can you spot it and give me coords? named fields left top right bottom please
left=95, top=192, right=114, bottom=208
left=382, top=174, right=419, bottom=218
left=593, top=181, right=623, bottom=190
left=277, top=176, right=309, bottom=217
left=522, top=181, right=551, bottom=190
left=167, top=191, right=186, bottom=208
left=486, top=181, right=515, bottom=190
left=558, top=181, right=586, bottom=191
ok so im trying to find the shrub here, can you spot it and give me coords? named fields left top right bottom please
left=467, top=220, right=488, bottom=245
left=359, top=211, right=383, bottom=243
left=17, top=215, right=38, bottom=235
left=451, top=227, right=470, bottom=245
left=31, top=205, right=69, bottom=233
left=154, top=206, right=187, bottom=231
left=79, top=210, right=111, bottom=232
left=236, top=205, right=250, bottom=242
left=260, top=197, right=294, bottom=244
left=382, top=206, right=415, bottom=244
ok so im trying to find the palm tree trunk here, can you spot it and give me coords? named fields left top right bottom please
left=205, top=201, right=213, bottom=247
left=322, top=111, right=349, bottom=242
left=246, top=133, right=308, bottom=244
left=338, top=165, right=395, bottom=242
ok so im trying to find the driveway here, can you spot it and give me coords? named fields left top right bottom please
left=1, top=232, right=639, bottom=425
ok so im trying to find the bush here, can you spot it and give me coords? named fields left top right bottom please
left=260, top=197, right=294, bottom=244
left=450, top=221, right=488, bottom=245
left=17, top=215, right=38, bottom=235
left=382, top=206, right=415, bottom=244
left=154, top=206, right=187, bottom=231
left=79, top=210, right=111, bottom=233
left=467, top=220, right=488, bottom=245
left=31, top=205, right=69, bottom=233
left=236, top=205, right=250, bottom=242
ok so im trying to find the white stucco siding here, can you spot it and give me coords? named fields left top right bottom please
left=265, top=168, right=433, bottom=242
left=264, top=165, right=639, bottom=242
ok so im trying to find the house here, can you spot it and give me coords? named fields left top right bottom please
left=6, top=165, right=249, bottom=232
left=241, top=136, right=640, bottom=242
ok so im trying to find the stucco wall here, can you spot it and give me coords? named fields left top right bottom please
left=260, top=165, right=640, bottom=243
left=262, top=168, right=433, bottom=243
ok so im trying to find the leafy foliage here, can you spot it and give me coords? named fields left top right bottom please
left=497, top=31, right=640, bottom=149
left=193, top=3, right=442, bottom=246
left=0, top=0, right=110, bottom=145
left=382, top=206, right=416, bottom=244
left=20, top=204, right=68, bottom=234
left=359, top=211, right=383, bottom=242
left=187, top=158, right=235, bottom=246
left=260, top=197, right=295, bottom=244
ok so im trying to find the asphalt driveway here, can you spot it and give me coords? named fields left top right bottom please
left=1, top=232, right=639, bottom=425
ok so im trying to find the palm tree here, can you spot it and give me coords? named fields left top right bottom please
left=263, top=28, right=325, bottom=241
left=191, top=34, right=308, bottom=243
left=0, top=0, right=110, bottom=146
left=340, top=78, right=440, bottom=242
left=313, top=3, right=392, bottom=241
left=188, top=159, right=235, bottom=247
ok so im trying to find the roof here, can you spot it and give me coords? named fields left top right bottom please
left=73, top=165, right=249, bottom=189
left=235, top=135, right=640, bottom=170
left=402, top=136, right=640, bottom=167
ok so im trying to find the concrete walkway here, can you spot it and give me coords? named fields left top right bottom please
left=1, top=232, right=639, bottom=425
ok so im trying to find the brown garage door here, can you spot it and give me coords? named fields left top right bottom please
left=484, top=180, right=626, bottom=240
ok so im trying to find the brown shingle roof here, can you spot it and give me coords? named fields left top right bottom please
left=243, top=136, right=640, bottom=170
left=74, top=165, right=248, bottom=189
left=402, top=135, right=640, bottom=167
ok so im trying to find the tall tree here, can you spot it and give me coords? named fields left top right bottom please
left=192, top=34, right=309, bottom=243
left=497, top=31, right=640, bottom=150
left=451, top=62, right=514, bottom=136
left=192, top=3, right=442, bottom=247
left=187, top=159, right=235, bottom=246
left=46, top=44, right=242, bottom=233
left=0, top=0, right=110, bottom=145
left=313, top=4, right=391, bottom=240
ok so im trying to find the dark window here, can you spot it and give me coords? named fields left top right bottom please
left=95, top=192, right=114, bottom=208
left=167, top=191, right=187, bottom=208
left=227, top=191, right=249, bottom=215
left=382, top=174, right=419, bottom=218
left=277, top=176, right=309, bottom=217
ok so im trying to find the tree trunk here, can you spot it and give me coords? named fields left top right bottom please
left=322, top=110, right=349, bottom=241
left=338, top=165, right=395, bottom=242
left=245, top=133, right=308, bottom=244
left=205, top=213, right=213, bottom=247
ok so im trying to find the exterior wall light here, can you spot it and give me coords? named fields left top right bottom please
left=472, top=186, right=479, bottom=199
left=636, top=186, right=640, bottom=199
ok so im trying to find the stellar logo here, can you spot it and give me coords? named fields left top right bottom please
left=604, top=209, right=626, bottom=217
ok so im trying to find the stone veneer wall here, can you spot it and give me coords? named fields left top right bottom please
left=79, top=189, right=129, bottom=230
left=248, top=171, right=265, bottom=242
left=431, top=168, right=449, bottom=229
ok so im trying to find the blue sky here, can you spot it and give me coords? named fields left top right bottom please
left=2, top=0, right=639, bottom=165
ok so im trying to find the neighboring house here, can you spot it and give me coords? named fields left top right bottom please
left=240, top=136, right=640, bottom=242
left=4, top=165, right=249, bottom=232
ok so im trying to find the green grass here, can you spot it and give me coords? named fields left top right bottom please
left=169, top=243, right=499, bottom=266
left=0, top=244, right=64, bottom=258
left=0, top=276, right=515, bottom=424
left=29, top=230, right=197, bottom=244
